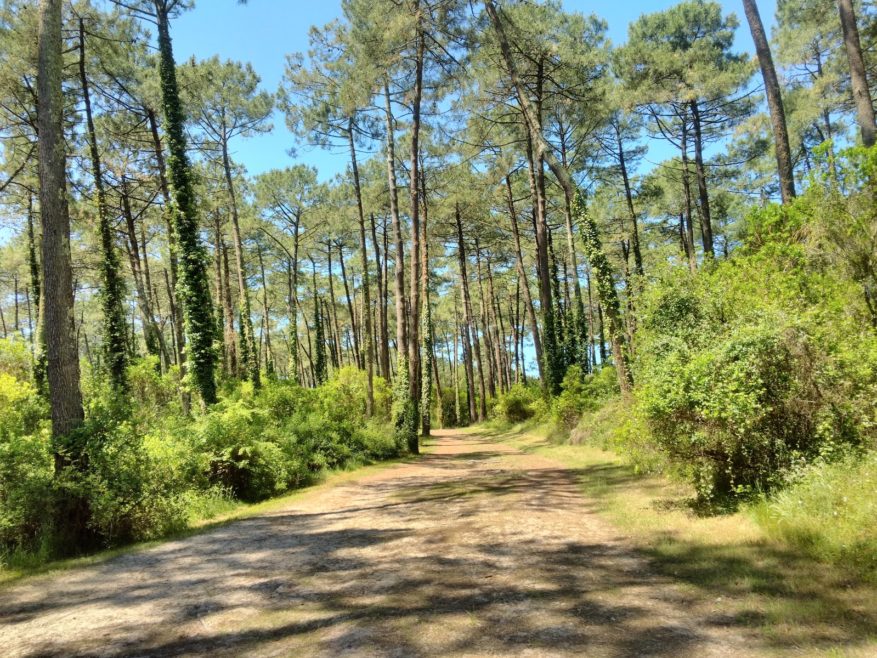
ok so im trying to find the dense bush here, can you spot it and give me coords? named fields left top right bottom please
left=632, top=244, right=876, bottom=502
left=551, top=366, right=619, bottom=432
left=493, top=383, right=541, bottom=424
left=0, top=361, right=400, bottom=562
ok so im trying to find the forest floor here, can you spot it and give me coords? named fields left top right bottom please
left=1, top=429, right=874, bottom=657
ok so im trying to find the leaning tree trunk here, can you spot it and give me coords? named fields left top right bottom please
left=837, top=0, right=877, bottom=147
left=78, top=18, right=128, bottom=389
left=742, top=0, right=797, bottom=202
left=484, top=0, right=632, bottom=393
left=155, top=3, right=217, bottom=405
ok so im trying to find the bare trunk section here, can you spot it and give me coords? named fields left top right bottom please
left=505, top=176, right=544, bottom=381
left=689, top=101, right=714, bottom=257
left=348, top=119, right=374, bottom=416
left=222, top=134, right=259, bottom=387
left=38, top=0, right=84, bottom=441
left=837, top=0, right=877, bottom=147
left=742, top=0, right=797, bottom=202
left=455, top=204, right=487, bottom=421
left=383, top=79, right=408, bottom=376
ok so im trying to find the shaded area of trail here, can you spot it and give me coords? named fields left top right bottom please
left=0, top=430, right=756, bottom=657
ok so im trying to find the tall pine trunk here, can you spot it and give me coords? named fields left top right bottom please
left=221, top=135, right=259, bottom=387
left=348, top=119, right=374, bottom=416
left=38, top=0, right=85, bottom=441
left=78, top=19, right=128, bottom=389
left=837, top=0, right=877, bottom=147
left=742, top=0, right=797, bottom=202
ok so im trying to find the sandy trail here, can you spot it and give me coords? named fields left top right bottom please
left=0, top=430, right=755, bottom=657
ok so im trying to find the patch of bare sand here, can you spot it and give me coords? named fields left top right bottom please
left=0, top=430, right=757, bottom=657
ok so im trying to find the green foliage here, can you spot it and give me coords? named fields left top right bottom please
left=0, top=359, right=399, bottom=562
left=551, top=366, right=619, bottom=433
left=493, top=383, right=541, bottom=424
left=0, top=336, right=34, bottom=382
left=754, top=450, right=877, bottom=581
left=392, top=355, right=417, bottom=452
left=633, top=204, right=877, bottom=502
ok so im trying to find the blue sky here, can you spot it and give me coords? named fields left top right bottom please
left=171, top=0, right=778, bottom=181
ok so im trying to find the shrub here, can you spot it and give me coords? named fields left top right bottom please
left=634, top=247, right=875, bottom=503
left=0, top=337, right=34, bottom=382
left=492, top=383, right=541, bottom=424
left=551, top=366, right=619, bottom=433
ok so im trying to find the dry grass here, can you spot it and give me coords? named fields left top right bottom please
left=475, top=426, right=877, bottom=656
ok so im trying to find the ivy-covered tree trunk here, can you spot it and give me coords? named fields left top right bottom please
left=155, top=3, right=217, bottom=405
left=78, top=19, right=128, bottom=390
left=146, top=107, right=187, bottom=367
left=575, top=194, right=633, bottom=390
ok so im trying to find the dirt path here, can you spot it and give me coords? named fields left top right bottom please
left=0, top=430, right=757, bottom=657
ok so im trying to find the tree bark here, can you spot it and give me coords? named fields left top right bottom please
left=78, top=18, right=128, bottom=388
left=38, top=0, right=85, bottom=440
left=505, top=175, right=544, bottom=380
left=836, top=0, right=877, bottom=147
left=221, top=134, right=259, bottom=387
left=742, top=0, right=798, bottom=200
left=407, top=22, right=425, bottom=434
left=370, top=213, right=390, bottom=381
left=147, top=107, right=186, bottom=364
left=455, top=204, right=487, bottom=420
left=348, top=119, right=374, bottom=415
left=383, top=78, right=408, bottom=364
left=689, top=101, right=714, bottom=257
